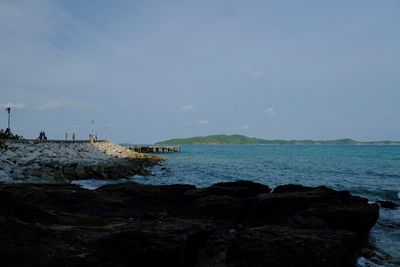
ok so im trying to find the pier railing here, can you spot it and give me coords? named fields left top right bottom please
left=127, top=145, right=180, bottom=154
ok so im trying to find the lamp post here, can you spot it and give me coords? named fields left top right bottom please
left=91, top=119, right=94, bottom=141
left=6, top=107, right=11, bottom=130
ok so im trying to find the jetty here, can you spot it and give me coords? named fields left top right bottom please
left=0, top=139, right=108, bottom=144
left=127, top=145, right=180, bottom=154
left=0, top=139, right=162, bottom=183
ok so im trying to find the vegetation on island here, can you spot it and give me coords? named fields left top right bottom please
left=156, top=134, right=400, bottom=145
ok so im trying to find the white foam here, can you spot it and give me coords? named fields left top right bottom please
left=356, top=257, right=383, bottom=267
left=71, top=179, right=131, bottom=190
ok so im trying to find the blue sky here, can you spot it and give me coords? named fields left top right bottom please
left=1, top=0, right=399, bottom=143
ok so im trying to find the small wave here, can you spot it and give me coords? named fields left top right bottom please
left=357, top=246, right=400, bottom=267
left=363, top=171, right=400, bottom=179
left=357, top=257, right=400, bottom=267
left=351, top=188, right=400, bottom=202
left=357, top=257, right=384, bottom=267
left=71, top=178, right=131, bottom=190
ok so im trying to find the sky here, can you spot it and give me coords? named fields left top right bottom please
left=0, top=0, right=399, bottom=143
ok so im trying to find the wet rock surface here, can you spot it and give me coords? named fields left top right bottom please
left=0, top=181, right=379, bottom=266
left=376, top=200, right=398, bottom=209
left=0, top=141, right=162, bottom=183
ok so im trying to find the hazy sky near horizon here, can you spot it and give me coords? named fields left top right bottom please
left=1, top=0, right=399, bottom=143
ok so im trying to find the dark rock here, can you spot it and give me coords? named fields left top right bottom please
left=273, top=184, right=315, bottom=193
left=226, top=226, right=359, bottom=267
left=376, top=200, right=398, bottom=209
left=303, top=201, right=379, bottom=237
left=93, top=219, right=215, bottom=267
left=188, top=180, right=271, bottom=199
left=242, top=187, right=378, bottom=235
left=0, top=181, right=379, bottom=266
left=189, top=195, right=244, bottom=221
left=0, top=190, right=58, bottom=224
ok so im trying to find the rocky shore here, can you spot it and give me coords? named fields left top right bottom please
left=0, top=140, right=162, bottom=183
left=0, top=180, right=379, bottom=266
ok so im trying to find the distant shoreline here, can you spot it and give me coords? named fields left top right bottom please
left=153, top=143, right=400, bottom=146
left=155, top=134, right=400, bottom=145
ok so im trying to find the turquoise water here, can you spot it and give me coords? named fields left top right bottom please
left=132, top=144, right=400, bottom=266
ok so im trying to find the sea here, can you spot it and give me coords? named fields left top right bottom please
left=75, top=144, right=400, bottom=266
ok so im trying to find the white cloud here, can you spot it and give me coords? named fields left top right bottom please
left=238, top=125, right=250, bottom=130
left=265, top=107, right=276, bottom=115
left=1, top=102, right=25, bottom=109
left=36, top=101, right=65, bottom=110
left=231, top=125, right=251, bottom=130
left=239, top=66, right=252, bottom=73
left=72, top=123, right=85, bottom=128
left=251, top=70, right=266, bottom=77
left=197, top=120, right=209, bottom=125
left=182, top=104, right=194, bottom=112
left=240, top=66, right=266, bottom=77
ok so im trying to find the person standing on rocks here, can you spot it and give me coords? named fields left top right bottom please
left=72, top=133, right=75, bottom=141
left=65, top=132, right=68, bottom=141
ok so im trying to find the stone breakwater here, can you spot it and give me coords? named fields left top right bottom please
left=0, top=181, right=379, bottom=266
left=0, top=140, right=162, bottom=183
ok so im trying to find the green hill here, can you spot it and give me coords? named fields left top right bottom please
left=156, top=135, right=400, bottom=145
left=156, top=135, right=265, bottom=145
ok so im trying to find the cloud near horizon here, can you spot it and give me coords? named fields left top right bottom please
left=234, top=125, right=251, bottom=130
left=1, top=102, right=25, bottom=109
left=36, top=101, right=66, bottom=111
left=251, top=70, right=266, bottom=77
left=240, top=66, right=266, bottom=77
left=197, top=120, right=209, bottom=125
left=72, top=123, right=85, bottom=128
left=182, top=104, right=194, bottom=112
left=265, top=107, right=276, bottom=115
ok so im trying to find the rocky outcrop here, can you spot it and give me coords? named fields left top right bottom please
left=0, top=181, right=379, bottom=267
left=376, top=200, right=398, bottom=209
left=0, top=141, right=162, bottom=183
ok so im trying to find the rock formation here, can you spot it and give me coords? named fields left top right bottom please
left=0, top=141, right=162, bottom=183
left=0, top=180, right=379, bottom=266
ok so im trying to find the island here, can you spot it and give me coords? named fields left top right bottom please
left=156, top=134, right=400, bottom=145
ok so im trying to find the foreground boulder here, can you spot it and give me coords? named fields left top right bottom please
left=0, top=181, right=379, bottom=266
left=226, top=226, right=359, bottom=267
